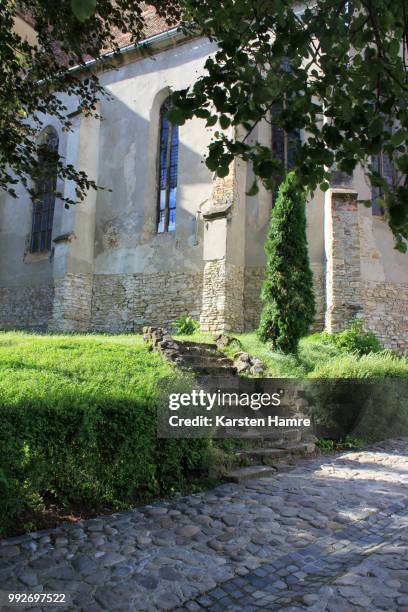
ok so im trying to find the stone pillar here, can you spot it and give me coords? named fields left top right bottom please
left=324, top=189, right=364, bottom=332
left=200, top=160, right=246, bottom=333
left=48, top=110, right=100, bottom=331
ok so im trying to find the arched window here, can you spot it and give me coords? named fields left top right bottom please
left=271, top=99, right=300, bottom=203
left=157, top=98, right=179, bottom=233
left=30, top=126, right=59, bottom=253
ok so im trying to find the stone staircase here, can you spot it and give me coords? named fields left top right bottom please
left=176, top=340, right=238, bottom=377
left=143, top=327, right=316, bottom=482
left=228, top=439, right=316, bottom=483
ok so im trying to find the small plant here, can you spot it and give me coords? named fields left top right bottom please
left=337, top=436, right=365, bottom=450
left=332, top=319, right=383, bottom=355
left=174, top=314, right=199, bottom=335
left=316, top=438, right=335, bottom=453
left=316, top=437, right=365, bottom=453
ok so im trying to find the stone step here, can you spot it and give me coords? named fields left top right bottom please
left=224, top=429, right=302, bottom=443
left=179, top=341, right=218, bottom=350
left=285, top=441, right=316, bottom=455
left=188, top=365, right=238, bottom=376
left=235, top=442, right=315, bottom=466
left=226, top=465, right=277, bottom=483
left=262, top=430, right=302, bottom=444
left=179, top=354, right=233, bottom=367
left=236, top=447, right=289, bottom=461
left=178, top=345, right=220, bottom=356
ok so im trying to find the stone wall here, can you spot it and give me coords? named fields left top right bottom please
left=362, top=281, right=408, bottom=353
left=323, top=190, right=408, bottom=352
left=311, top=263, right=326, bottom=331
left=325, top=191, right=363, bottom=333
left=0, top=285, right=54, bottom=331
left=200, top=260, right=226, bottom=333
left=200, top=260, right=245, bottom=333
left=243, top=265, right=325, bottom=333
left=91, top=271, right=203, bottom=332
left=243, top=267, right=264, bottom=331
left=48, top=274, right=93, bottom=332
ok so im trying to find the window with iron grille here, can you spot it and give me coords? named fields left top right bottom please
left=157, top=99, right=179, bottom=233
left=30, top=126, right=59, bottom=253
left=271, top=99, right=300, bottom=204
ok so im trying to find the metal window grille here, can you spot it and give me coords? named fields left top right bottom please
left=30, top=127, right=59, bottom=253
left=157, top=100, right=179, bottom=233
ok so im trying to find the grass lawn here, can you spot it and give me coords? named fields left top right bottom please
left=174, top=331, right=408, bottom=378
left=0, top=331, right=176, bottom=408
left=0, top=332, right=213, bottom=536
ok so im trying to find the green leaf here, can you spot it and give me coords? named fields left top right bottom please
left=205, top=156, right=221, bottom=171
left=219, top=115, right=231, bottom=129
left=71, top=0, right=97, bottom=22
left=395, top=237, right=407, bottom=253
left=246, top=180, right=259, bottom=196
left=206, top=115, right=218, bottom=127
left=195, top=108, right=211, bottom=119
left=216, top=165, right=230, bottom=178
left=391, top=130, right=407, bottom=146
left=166, top=108, right=186, bottom=126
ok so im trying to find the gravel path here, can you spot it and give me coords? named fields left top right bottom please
left=1, top=438, right=407, bottom=611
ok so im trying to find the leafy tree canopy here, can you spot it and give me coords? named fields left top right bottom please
left=170, top=0, right=408, bottom=251
left=0, top=0, right=179, bottom=206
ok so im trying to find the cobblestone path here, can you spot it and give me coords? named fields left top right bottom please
left=0, top=438, right=407, bottom=611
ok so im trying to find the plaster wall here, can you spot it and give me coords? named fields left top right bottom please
left=0, top=116, right=68, bottom=329
left=92, top=37, right=216, bottom=277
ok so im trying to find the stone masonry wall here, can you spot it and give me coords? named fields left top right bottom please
left=200, top=260, right=245, bottom=333
left=91, top=271, right=203, bottom=332
left=310, top=263, right=326, bottom=332
left=48, top=274, right=93, bottom=332
left=363, top=281, right=408, bottom=353
left=0, top=285, right=54, bottom=331
left=243, top=265, right=325, bottom=333
left=243, top=267, right=264, bottom=332
left=325, top=192, right=363, bottom=333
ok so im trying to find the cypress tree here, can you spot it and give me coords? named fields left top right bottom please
left=258, top=171, right=315, bottom=353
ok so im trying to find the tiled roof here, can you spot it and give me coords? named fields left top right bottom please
left=16, top=5, right=176, bottom=53
left=112, top=5, right=176, bottom=48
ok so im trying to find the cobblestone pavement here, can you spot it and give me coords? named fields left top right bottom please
left=0, top=438, right=407, bottom=611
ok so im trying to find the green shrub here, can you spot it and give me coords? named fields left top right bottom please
left=174, top=314, right=199, bottom=335
left=0, top=333, right=211, bottom=534
left=310, top=351, right=408, bottom=378
left=308, top=377, right=408, bottom=440
left=331, top=319, right=383, bottom=355
left=258, top=172, right=315, bottom=353
left=0, top=398, right=210, bottom=531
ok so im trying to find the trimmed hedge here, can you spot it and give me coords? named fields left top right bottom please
left=0, top=399, right=210, bottom=526
left=0, top=334, right=210, bottom=533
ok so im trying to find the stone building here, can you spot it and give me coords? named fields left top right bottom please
left=1, top=10, right=407, bottom=352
